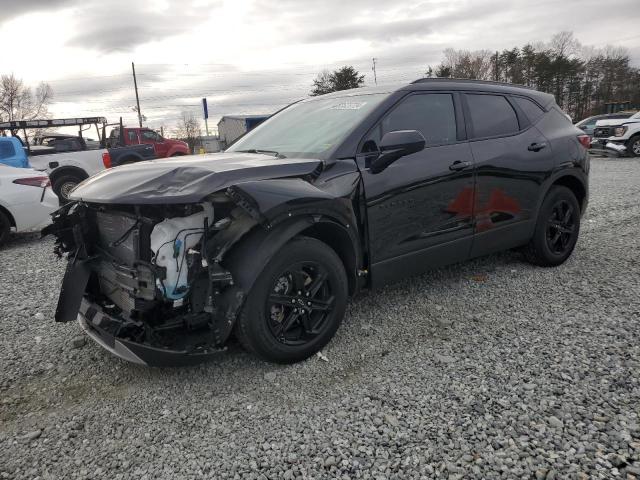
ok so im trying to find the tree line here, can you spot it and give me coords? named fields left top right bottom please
left=312, top=32, right=640, bottom=122
left=429, top=32, right=640, bottom=120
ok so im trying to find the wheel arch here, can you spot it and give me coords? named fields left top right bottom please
left=550, top=173, right=587, bottom=213
left=0, top=204, right=16, bottom=228
left=49, top=166, right=89, bottom=184
left=627, top=133, right=640, bottom=156
left=223, top=215, right=361, bottom=297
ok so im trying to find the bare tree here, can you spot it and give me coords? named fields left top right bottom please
left=311, top=70, right=333, bottom=96
left=0, top=74, right=53, bottom=123
left=439, top=49, right=494, bottom=80
left=550, top=31, right=580, bottom=58
left=173, top=111, right=202, bottom=153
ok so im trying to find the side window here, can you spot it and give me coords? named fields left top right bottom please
left=362, top=93, right=457, bottom=152
left=512, top=96, right=545, bottom=124
left=0, top=141, right=16, bottom=160
left=142, top=130, right=159, bottom=141
left=128, top=131, right=138, bottom=143
left=466, top=94, right=519, bottom=138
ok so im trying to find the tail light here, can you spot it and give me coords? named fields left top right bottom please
left=102, top=152, right=112, bottom=168
left=13, top=176, right=51, bottom=188
left=577, top=135, right=591, bottom=149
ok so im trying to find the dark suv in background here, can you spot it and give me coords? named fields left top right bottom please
left=47, top=79, right=589, bottom=366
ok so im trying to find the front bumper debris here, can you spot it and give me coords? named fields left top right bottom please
left=605, top=142, right=627, bottom=154
left=590, top=137, right=627, bottom=156
left=78, top=299, right=227, bottom=366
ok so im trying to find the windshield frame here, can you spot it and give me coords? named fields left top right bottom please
left=226, top=91, right=394, bottom=161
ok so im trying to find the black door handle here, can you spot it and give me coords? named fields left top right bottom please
left=528, top=142, right=548, bottom=152
left=449, top=160, right=471, bottom=171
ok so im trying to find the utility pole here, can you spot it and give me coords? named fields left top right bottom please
left=132, top=62, right=143, bottom=127
left=494, top=51, right=499, bottom=81
left=372, top=58, right=378, bottom=85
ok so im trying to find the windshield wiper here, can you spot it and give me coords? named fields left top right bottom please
left=236, top=149, right=286, bottom=158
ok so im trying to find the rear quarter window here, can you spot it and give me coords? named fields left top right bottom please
left=513, top=96, right=545, bottom=124
left=466, top=94, right=519, bottom=139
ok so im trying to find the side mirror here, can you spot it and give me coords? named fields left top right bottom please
left=370, top=130, right=426, bottom=174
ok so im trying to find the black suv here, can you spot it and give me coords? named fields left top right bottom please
left=46, top=79, right=589, bottom=366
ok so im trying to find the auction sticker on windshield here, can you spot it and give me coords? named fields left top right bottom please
left=331, top=102, right=366, bottom=110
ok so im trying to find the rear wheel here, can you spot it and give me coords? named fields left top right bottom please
left=627, top=135, right=640, bottom=157
left=524, top=186, right=580, bottom=267
left=0, top=210, right=10, bottom=247
left=235, top=236, right=348, bottom=364
left=53, top=174, right=84, bottom=203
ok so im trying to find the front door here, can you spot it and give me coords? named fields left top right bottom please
left=140, top=130, right=169, bottom=157
left=356, top=92, right=475, bottom=287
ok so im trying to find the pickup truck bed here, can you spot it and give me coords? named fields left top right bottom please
left=28, top=143, right=156, bottom=202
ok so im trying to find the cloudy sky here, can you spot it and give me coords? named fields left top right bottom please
left=2, top=0, right=639, bottom=134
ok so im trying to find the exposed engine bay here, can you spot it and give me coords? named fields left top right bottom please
left=45, top=191, right=261, bottom=364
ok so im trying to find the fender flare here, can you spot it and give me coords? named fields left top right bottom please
left=214, top=214, right=360, bottom=343
left=167, top=146, right=188, bottom=157
left=535, top=168, right=588, bottom=216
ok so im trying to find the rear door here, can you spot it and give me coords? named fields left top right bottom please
left=356, top=91, right=476, bottom=287
left=463, top=92, right=554, bottom=257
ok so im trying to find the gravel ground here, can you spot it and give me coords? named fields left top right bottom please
left=1, top=157, right=639, bottom=480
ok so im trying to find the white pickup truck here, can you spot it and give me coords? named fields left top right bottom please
left=0, top=117, right=157, bottom=201
left=591, top=111, right=640, bottom=157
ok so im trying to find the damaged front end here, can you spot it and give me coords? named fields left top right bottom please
left=45, top=194, right=258, bottom=366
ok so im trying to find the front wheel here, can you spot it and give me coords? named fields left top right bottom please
left=627, top=136, right=640, bottom=157
left=235, top=236, right=348, bottom=364
left=524, top=186, right=581, bottom=267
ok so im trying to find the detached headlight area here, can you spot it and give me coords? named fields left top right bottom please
left=614, top=126, right=628, bottom=137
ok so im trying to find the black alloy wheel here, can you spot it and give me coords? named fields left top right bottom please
left=524, top=185, right=581, bottom=267
left=545, top=199, right=577, bottom=255
left=235, top=236, right=348, bottom=363
left=266, top=262, right=334, bottom=346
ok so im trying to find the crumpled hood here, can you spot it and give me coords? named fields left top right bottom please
left=70, top=152, right=323, bottom=204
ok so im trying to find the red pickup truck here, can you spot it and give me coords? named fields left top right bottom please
left=108, top=127, right=190, bottom=157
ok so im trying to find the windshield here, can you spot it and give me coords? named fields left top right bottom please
left=227, top=93, right=388, bottom=159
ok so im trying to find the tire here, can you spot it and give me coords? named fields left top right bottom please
left=627, top=135, right=640, bottom=157
left=0, top=210, right=10, bottom=247
left=53, top=174, right=84, bottom=203
left=235, top=236, right=348, bottom=364
left=524, top=186, right=581, bottom=267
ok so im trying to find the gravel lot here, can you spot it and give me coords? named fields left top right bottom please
left=1, top=157, right=639, bottom=480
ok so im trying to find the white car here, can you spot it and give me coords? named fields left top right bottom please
left=0, top=164, right=59, bottom=246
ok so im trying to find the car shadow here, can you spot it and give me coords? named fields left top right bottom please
left=2, top=231, right=46, bottom=249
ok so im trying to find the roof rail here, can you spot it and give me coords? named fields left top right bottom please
left=410, top=77, right=533, bottom=89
